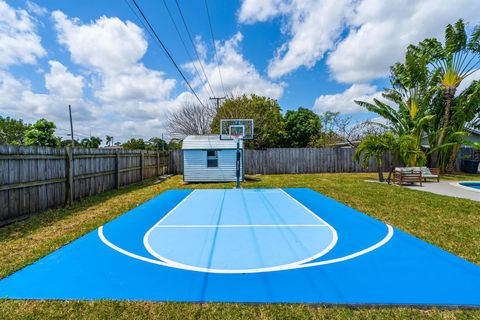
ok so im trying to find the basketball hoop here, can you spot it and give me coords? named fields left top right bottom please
left=219, top=119, right=254, bottom=189
left=220, top=119, right=254, bottom=141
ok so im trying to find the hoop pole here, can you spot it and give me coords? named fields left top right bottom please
left=236, top=139, right=241, bottom=189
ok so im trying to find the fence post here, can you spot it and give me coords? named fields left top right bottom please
left=115, top=150, right=120, bottom=189
left=164, top=151, right=168, bottom=175
left=140, top=151, right=145, bottom=181
left=65, top=147, right=73, bottom=206
left=156, top=152, right=160, bottom=177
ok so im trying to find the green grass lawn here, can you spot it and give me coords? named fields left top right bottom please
left=0, top=173, right=479, bottom=319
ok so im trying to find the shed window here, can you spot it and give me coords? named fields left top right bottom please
left=207, top=150, right=218, bottom=168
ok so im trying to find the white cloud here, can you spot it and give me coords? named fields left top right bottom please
left=25, top=1, right=47, bottom=16
left=0, top=0, right=45, bottom=68
left=50, top=11, right=220, bottom=141
left=327, top=0, right=480, bottom=83
left=239, top=0, right=480, bottom=83
left=457, top=71, right=480, bottom=94
left=268, top=0, right=353, bottom=79
left=185, top=32, right=285, bottom=99
left=52, top=11, right=177, bottom=105
left=96, top=65, right=176, bottom=103
left=238, top=0, right=290, bottom=24
left=0, top=70, right=94, bottom=123
left=45, top=60, right=84, bottom=99
left=0, top=7, right=192, bottom=142
left=52, top=12, right=147, bottom=72
left=238, top=0, right=354, bottom=78
left=313, top=84, right=382, bottom=114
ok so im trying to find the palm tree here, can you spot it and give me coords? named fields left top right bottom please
left=354, top=132, right=427, bottom=182
left=440, top=81, right=480, bottom=171
left=81, top=136, right=102, bottom=148
left=355, top=50, right=437, bottom=156
left=106, top=135, right=113, bottom=146
left=415, top=19, right=480, bottom=153
left=354, top=133, right=395, bottom=182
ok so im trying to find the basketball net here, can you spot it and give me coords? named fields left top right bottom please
left=231, top=133, right=242, bottom=142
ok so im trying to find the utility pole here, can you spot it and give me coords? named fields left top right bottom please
left=210, top=96, right=226, bottom=110
left=68, top=104, right=75, bottom=148
left=161, top=133, right=165, bottom=152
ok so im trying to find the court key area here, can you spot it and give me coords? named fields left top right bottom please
left=0, top=188, right=478, bottom=307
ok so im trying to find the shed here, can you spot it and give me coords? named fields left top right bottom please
left=182, top=135, right=244, bottom=182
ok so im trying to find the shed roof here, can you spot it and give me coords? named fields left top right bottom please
left=182, top=135, right=243, bottom=150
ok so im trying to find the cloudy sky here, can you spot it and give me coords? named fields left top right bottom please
left=1, top=0, right=479, bottom=142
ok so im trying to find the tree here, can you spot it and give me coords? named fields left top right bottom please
left=168, top=101, right=216, bottom=138
left=146, top=137, right=168, bottom=151
left=334, top=118, right=387, bottom=147
left=167, top=139, right=181, bottom=150
left=211, top=94, right=285, bottom=149
left=105, top=135, right=113, bottom=146
left=354, top=133, right=394, bottom=182
left=0, top=116, right=29, bottom=145
left=122, top=138, right=146, bottom=150
left=60, top=139, right=79, bottom=148
left=431, top=80, right=480, bottom=171
left=354, top=132, right=427, bottom=182
left=355, top=49, right=438, bottom=153
left=24, top=118, right=60, bottom=147
left=316, top=112, right=347, bottom=147
left=80, top=136, right=102, bottom=148
left=415, top=19, right=480, bottom=159
left=284, top=107, right=321, bottom=147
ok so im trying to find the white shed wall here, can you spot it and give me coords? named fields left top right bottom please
left=183, top=149, right=243, bottom=182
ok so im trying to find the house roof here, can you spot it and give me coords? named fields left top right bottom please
left=182, top=135, right=243, bottom=150
left=467, top=127, right=480, bottom=136
left=466, top=117, right=480, bottom=135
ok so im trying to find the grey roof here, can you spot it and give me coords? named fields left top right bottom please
left=182, top=135, right=243, bottom=150
left=466, top=117, right=480, bottom=135
left=467, top=127, right=480, bottom=136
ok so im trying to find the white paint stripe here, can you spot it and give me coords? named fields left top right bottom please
left=278, top=188, right=339, bottom=258
left=98, top=226, right=170, bottom=267
left=143, top=188, right=339, bottom=273
left=297, top=224, right=394, bottom=268
left=97, top=224, right=394, bottom=273
left=155, top=224, right=329, bottom=228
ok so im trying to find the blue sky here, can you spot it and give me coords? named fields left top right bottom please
left=1, top=0, right=479, bottom=141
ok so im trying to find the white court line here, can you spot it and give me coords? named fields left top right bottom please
left=278, top=188, right=339, bottom=255
left=155, top=224, right=329, bottom=228
left=97, top=224, right=394, bottom=273
left=142, top=188, right=339, bottom=273
left=97, top=188, right=394, bottom=274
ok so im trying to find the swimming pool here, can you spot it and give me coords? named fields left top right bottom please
left=453, top=181, right=480, bottom=192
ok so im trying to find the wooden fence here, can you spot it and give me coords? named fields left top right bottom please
left=0, top=145, right=170, bottom=225
left=169, top=147, right=397, bottom=174
left=170, top=147, right=474, bottom=175
left=243, top=148, right=395, bottom=174
left=1, top=145, right=475, bottom=225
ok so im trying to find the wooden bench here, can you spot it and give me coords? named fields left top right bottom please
left=393, top=168, right=423, bottom=186
left=421, top=167, right=440, bottom=182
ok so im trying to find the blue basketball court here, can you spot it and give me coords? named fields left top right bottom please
left=0, top=188, right=479, bottom=307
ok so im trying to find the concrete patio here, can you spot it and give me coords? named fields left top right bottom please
left=404, top=181, right=480, bottom=202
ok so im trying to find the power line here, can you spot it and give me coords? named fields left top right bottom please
left=161, top=0, right=215, bottom=97
left=204, top=0, right=226, bottom=95
left=126, top=0, right=206, bottom=108
left=174, top=0, right=216, bottom=97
